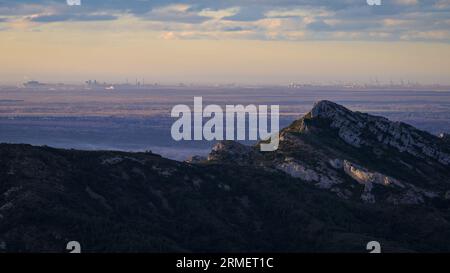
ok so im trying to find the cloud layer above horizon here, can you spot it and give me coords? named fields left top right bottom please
left=1, top=0, right=450, bottom=42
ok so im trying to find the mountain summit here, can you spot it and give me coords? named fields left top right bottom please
left=209, top=100, right=450, bottom=204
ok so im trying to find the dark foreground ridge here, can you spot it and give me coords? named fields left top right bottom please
left=1, top=101, right=449, bottom=252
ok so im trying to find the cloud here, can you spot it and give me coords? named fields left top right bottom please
left=198, top=7, right=240, bottom=20
left=0, top=0, right=449, bottom=42
left=222, top=26, right=245, bottom=32
left=401, top=30, right=450, bottom=40
left=265, top=7, right=333, bottom=18
left=29, top=13, right=118, bottom=22
left=143, top=4, right=208, bottom=24
left=395, top=0, right=419, bottom=6
left=434, top=0, right=450, bottom=9
left=0, top=17, right=8, bottom=31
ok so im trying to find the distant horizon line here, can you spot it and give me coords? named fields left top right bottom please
left=2, top=81, right=450, bottom=91
left=3, top=80, right=450, bottom=87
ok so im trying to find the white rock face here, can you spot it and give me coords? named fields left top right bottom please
left=326, top=158, right=436, bottom=204
left=329, top=159, right=343, bottom=169
left=276, top=161, right=319, bottom=182
left=310, top=100, right=450, bottom=165
left=276, top=160, right=341, bottom=189
left=342, top=160, right=404, bottom=188
left=208, top=141, right=255, bottom=164
left=341, top=160, right=404, bottom=203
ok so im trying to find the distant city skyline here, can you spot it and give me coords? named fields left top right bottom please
left=14, top=78, right=450, bottom=89
left=0, top=1, right=450, bottom=84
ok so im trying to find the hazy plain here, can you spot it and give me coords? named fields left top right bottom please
left=0, top=85, right=449, bottom=160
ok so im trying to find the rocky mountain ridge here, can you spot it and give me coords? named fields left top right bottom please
left=207, top=101, right=450, bottom=205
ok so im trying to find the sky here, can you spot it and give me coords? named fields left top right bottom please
left=0, top=0, right=450, bottom=85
